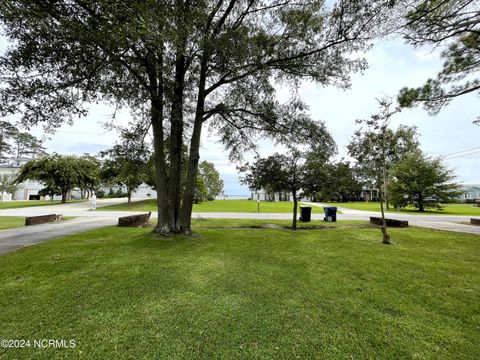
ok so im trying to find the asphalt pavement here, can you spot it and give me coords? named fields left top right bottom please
left=0, top=198, right=479, bottom=255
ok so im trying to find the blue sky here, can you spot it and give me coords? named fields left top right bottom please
left=2, top=37, right=479, bottom=196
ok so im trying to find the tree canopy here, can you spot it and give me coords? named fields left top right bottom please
left=15, top=154, right=100, bottom=203
left=0, top=0, right=397, bottom=234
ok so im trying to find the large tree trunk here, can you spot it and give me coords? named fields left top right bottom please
left=177, top=56, right=208, bottom=234
left=151, top=98, right=172, bottom=234
left=168, top=48, right=186, bottom=230
left=146, top=51, right=174, bottom=234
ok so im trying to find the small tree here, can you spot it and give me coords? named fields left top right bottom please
left=389, top=151, right=462, bottom=211
left=348, top=118, right=420, bottom=209
left=348, top=98, right=411, bottom=244
left=240, top=149, right=306, bottom=230
left=198, top=161, right=224, bottom=201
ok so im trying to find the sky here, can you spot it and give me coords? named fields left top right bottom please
left=1, top=36, right=479, bottom=196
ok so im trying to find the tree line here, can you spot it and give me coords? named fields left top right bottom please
left=11, top=138, right=224, bottom=205
left=241, top=99, right=462, bottom=233
left=0, top=0, right=477, bottom=234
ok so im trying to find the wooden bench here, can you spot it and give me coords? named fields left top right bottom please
left=370, top=217, right=409, bottom=228
left=25, top=214, right=63, bottom=226
left=470, top=218, right=480, bottom=226
left=118, top=212, right=151, bottom=227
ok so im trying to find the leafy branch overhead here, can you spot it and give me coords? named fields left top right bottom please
left=397, top=0, right=480, bottom=123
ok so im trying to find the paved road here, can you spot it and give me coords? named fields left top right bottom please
left=302, top=202, right=480, bottom=235
left=0, top=217, right=116, bottom=254
left=0, top=199, right=138, bottom=254
left=0, top=199, right=479, bottom=254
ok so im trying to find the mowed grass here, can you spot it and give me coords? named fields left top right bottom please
left=0, top=221, right=479, bottom=359
left=323, top=201, right=480, bottom=216
left=0, top=200, right=82, bottom=210
left=0, top=216, right=25, bottom=230
left=98, top=199, right=314, bottom=213
left=0, top=216, right=76, bottom=231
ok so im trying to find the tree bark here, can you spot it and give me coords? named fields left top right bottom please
left=146, top=51, right=173, bottom=234
left=168, top=47, right=186, bottom=229
left=127, top=188, right=132, bottom=205
left=61, top=190, right=67, bottom=203
left=177, top=55, right=208, bottom=233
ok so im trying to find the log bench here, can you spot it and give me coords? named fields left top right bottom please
left=25, top=214, right=64, bottom=226
left=370, top=217, right=409, bottom=228
left=118, top=212, right=151, bottom=227
left=470, top=218, right=480, bottom=226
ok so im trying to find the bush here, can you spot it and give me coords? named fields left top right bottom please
left=95, top=189, right=106, bottom=198
left=104, top=188, right=127, bottom=198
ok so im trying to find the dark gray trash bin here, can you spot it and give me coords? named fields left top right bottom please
left=323, top=206, right=337, bottom=222
left=299, top=206, right=312, bottom=222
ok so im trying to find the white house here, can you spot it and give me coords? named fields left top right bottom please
left=0, top=158, right=45, bottom=201
left=458, top=184, right=480, bottom=202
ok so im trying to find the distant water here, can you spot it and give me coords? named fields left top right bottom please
left=215, top=194, right=250, bottom=200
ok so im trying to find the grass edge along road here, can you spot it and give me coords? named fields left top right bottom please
left=0, top=216, right=77, bottom=231
left=0, top=219, right=478, bottom=359
left=323, top=201, right=480, bottom=216
left=0, top=216, right=25, bottom=230
left=0, top=200, right=84, bottom=210
left=97, top=199, right=342, bottom=214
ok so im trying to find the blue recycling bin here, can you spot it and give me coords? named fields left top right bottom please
left=323, top=206, right=337, bottom=222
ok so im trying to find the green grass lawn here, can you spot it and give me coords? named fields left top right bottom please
left=323, top=201, right=480, bottom=216
left=0, top=216, right=25, bottom=230
left=98, top=199, right=318, bottom=213
left=0, top=200, right=83, bottom=210
left=1, top=220, right=479, bottom=359
left=0, top=216, right=76, bottom=231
